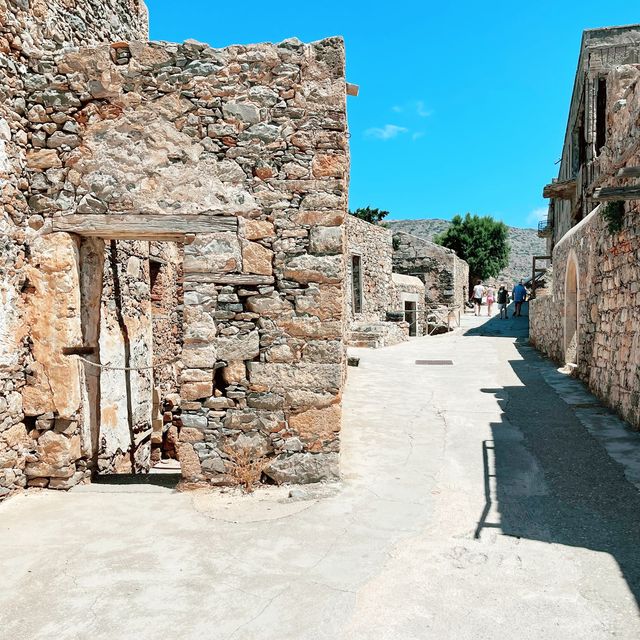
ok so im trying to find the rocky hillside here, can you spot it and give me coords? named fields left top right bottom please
left=387, top=218, right=546, bottom=285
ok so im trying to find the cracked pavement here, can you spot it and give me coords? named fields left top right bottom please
left=1, top=311, right=639, bottom=639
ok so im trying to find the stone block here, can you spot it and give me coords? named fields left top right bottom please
left=242, top=219, right=275, bottom=240
left=203, top=397, right=235, bottom=410
left=222, top=361, right=248, bottom=385
left=289, top=404, right=341, bottom=451
left=295, top=284, right=343, bottom=320
left=217, top=331, right=260, bottom=362
left=246, top=292, right=292, bottom=315
left=222, top=102, right=261, bottom=124
left=177, top=442, right=203, bottom=481
left=179, top=428, right=205, bottom=443
left=264, top=452, right=339, bottom=484
left=180, top=414, right=208, bottom=430
left=302, top=340, right=343, bottom=363
left=283, top=254, right=342, bottom=284
left=183, top=233, right=241, bottom=274
left=181, top=344, right=217, bottom=369
left=241, top=240, right=273, bottom=275
left=291, top=210, right=345, bottom=227
left=278, top=317, right=342, bottom=339
left=309, top=226, right=343, bottom=255
left=312, top=153, right=347, bottom=178
left=181, top=381, right=213, bottom=402
left=247, top=362, right=341, bottom=392
left=26, top=149, right=61, bottom=171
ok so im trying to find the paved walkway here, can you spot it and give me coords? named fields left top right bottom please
left=1, top=311, right=640, bottom=639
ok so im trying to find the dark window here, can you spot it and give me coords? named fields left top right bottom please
left=351, top=255, right=362, bottom=314
left=149, top=260, right=162, bottom=305
left=596, top=77, right=607, bottom=155
left=578, top=117, right=586, bottom=166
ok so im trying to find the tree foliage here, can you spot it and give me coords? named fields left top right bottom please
left=434, top=213, right=510, bottom=282
left=349, top=206, right=389, bottom=224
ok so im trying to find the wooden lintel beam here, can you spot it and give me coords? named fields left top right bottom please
left=593, top=186, right=640, bottom=201
left=62, top=345, right=97, bottom=356
left=617, top=166, right=640, bottom=178
left=182, top=272, right=275, bottom=285
left=346, top=82, right=359, bottom=97
left=49, top=214, right=238, bottom=240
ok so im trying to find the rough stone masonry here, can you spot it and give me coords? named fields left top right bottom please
left=0, top=0, right=350, bottom=496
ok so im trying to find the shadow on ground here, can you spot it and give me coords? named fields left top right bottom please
left=463, top=301, right=529, bottom=338
left=93, top=473, right=182, bottom=488
left=471, top=316, right=640, bottom=609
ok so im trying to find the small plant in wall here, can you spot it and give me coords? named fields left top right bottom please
left=601, top=200, right=625, bottom=234
left=222, top=442, right=267, bottom=493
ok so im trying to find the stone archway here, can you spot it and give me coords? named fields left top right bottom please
left=564, top=252, right=579, bottom=365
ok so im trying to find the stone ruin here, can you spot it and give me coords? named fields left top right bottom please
left=344, top=215, right=469, bottom=345
left=531, top=27, right=640, bottom=430
left=0, top=0, right=471, bottom=499
left=0, top=0, right=349, bottom=496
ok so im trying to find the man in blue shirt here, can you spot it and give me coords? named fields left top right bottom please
left=512, top=280, right=527, bottom=317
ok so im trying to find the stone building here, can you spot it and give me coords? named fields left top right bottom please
left=344, top=215, right=418, bottom=346
left=392, top=231, right=469, bottom=312
left=531, top=25, right=640, bottom=430
left=344, top=216, right=468, bottom=344
left=0, top=0, right=350, bottom=496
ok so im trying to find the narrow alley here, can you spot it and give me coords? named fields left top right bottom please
left=1, top=310, right=639, bottom=639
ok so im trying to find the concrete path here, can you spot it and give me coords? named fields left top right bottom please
left=1, top=311, right=640, bottom=639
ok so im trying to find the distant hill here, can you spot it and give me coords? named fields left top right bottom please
left=387, top=218, right=546, bottom=284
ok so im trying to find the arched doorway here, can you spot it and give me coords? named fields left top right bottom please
left=564, top=253, right=579, bottom=365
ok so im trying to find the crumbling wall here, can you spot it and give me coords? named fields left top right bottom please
left=392, top=231, right=469, bottom=309
left=0, top=0, right=149, bottom=497
left=1, top=36, right=348, bottom=491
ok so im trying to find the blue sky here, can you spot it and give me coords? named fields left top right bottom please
left=146, top=0, right=640, bottom=228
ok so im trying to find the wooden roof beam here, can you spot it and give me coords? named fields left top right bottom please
left=593, top=185, right=640, bottom=201
left=617, top=166, right=640, bottom=178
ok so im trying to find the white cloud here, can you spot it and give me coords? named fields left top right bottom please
left=415, top=100, right=433, bottom=117
left=391, top=105, right=403, bottom=113
left=526, top=207, right=548, bottom=227
left=365, top=124, right=408, bottom=140
left=412, top=132, right=425, bottom=141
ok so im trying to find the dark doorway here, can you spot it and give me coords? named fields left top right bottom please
left=404, top=300, right=417, bottom=336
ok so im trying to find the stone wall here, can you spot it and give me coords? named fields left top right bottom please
left=0, top=0, right=148, bottom=53
left=0, top=0, right=149, bottom=497
left=392, top=231, right=469, bottom=309
left=530, top=203, right=640, bottom=429
left=0, top=28, right=349, bottom=494
left=531, top=64, right=640, bottom=430
left=345, top=215, right=393, bottom=322
left=391, top=273, right=425, bottom=336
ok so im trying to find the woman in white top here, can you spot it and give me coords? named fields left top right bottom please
left=472, top=280, right=485, bottom=317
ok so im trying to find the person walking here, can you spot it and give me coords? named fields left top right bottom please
left=497, top=285, right=508, bottom=319
left=512, top=280, right=527, bottom=317
left=486, top=286, right=495, bottom=316
left=472, top=280, right=485, bottom=317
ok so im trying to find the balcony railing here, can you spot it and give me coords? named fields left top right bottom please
left=537, top=219, right=552, bottom=238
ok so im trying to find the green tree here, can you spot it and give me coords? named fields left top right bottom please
left=434, top=213, right=510, bottom=287
left=349, top=206, right=389, bottom=224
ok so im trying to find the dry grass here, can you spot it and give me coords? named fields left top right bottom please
left=221, top=443, right=267, bottom=493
